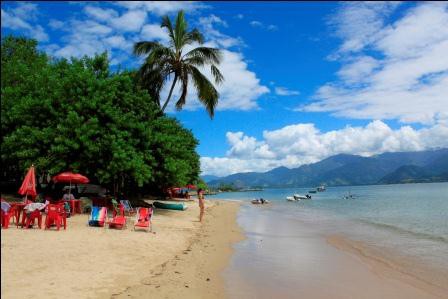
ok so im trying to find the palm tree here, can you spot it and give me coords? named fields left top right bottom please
left=133, top=10, right=224, bottom=118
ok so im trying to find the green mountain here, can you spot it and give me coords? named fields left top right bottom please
left=208, top=149, right=448, bottom=188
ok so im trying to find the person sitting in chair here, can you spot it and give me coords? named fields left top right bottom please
left=62, top=189, right=75, bottom=201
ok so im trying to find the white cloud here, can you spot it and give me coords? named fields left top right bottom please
left=140, top=24, right=169, bottom=42
left=249, top=20, right=278, bottom=31
left=48, top=19, right=64, bottom=30
left=1, top=5, right=49, bottom=42
left=235, top=14, right=244, bottom=20
left=329, top=1, right=401, bottom=54
left=114, top=1, right=207, bottom=15
left=162, top=47, right=269, bottom=112
left=303, top=2, right=448, bottom=125
left=84, top=6, right=118, bottom=22
left=267, top=24, right=278, bottom=31
left=250, top=20, right=263, bottom=27
left=201, top=120, right=448, bottom=176
left=275, top=87, right=300, bottom=96
left=109, top=10, right=147, bottom=32
left=198, top=14, right=243, bottom=48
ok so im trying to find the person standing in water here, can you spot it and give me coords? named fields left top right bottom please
left=198, top=188, right=205, bottom=222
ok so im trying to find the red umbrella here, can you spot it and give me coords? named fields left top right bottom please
left=18, top=165, right=37, bottom=199
left=53, top=172, right=89, bottom=199
left=52, top=172, right=89, bottom=184
left=186, top=184, right=196, bottom=190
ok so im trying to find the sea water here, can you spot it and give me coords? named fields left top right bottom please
left=208, top=183, right=448, bottom=298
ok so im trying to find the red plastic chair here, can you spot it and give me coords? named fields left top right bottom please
left=22, top=210, right=42, bottom=229
left=109, top=204, right=126, bottom=229
left=45, top=204, right=66, bottom=230
left=1, top=205, right=17, bottom=229
left=134, top=207, right=153, bottom=232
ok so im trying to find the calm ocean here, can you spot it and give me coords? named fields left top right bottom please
left=208, top=182, right=448, bottom=298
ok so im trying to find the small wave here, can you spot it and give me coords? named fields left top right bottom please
left=357, top=219, right=448, bottom=244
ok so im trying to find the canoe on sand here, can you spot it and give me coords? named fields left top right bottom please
left=153, top=201, right=187, bottom=211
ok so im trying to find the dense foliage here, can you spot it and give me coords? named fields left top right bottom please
left=1, top=36, right=200, bottom=195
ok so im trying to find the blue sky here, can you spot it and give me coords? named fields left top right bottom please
left=2, top=1, right=448, bottom=176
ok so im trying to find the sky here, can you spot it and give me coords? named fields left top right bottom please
left=2, top=1, right=448, bottom=177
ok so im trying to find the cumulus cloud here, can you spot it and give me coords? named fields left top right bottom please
left=31, top=2, right=268, bottom=111
left=201, top=120, right=448, bottom=176
left=162, top=46, right=269, bottom=111
left=302, top=2, right=448, bottom=125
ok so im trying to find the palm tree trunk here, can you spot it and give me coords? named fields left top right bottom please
left=161, top=75, right=178, bottom=112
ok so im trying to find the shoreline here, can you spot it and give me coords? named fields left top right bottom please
left=1, top=199, right=243, bottom=299
left=224, top=201, right=447, bottom=299
left=327, top=234, right=448, bottom=298
left=112, top=200, right=244, bottom=299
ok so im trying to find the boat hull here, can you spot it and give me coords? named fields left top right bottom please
left=153, top=201, right=187, bottom=211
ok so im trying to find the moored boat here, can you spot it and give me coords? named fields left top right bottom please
left=153, top=201, right=187, bottom=210
left=317, top=185, right=326, bottom=192
left=286, top=196, right=296, bottom=201
left=294, top=194, right=311, bottom=200
left=251, top=198, right=269, bottom=204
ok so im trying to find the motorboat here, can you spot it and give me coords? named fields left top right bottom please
left=286, top=196, right=296, bottom=201
left=317, top=185, right=326, bottom=192
left=294, top=194, right=311, bottom=200
left=251, top=198, right=269, bottom=204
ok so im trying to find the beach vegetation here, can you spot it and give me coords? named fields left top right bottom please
left=1, top=35, right=200, bottom=195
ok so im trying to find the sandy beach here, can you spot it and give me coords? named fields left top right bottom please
left=1, top=199, right=242, bottom=299
left=3, top=197, right=448, bottom=299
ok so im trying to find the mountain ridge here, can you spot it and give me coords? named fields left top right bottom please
left=207, top=149, right=448, bottom=188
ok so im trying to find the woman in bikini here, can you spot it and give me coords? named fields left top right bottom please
left=198, top=188, right=205, bottom=222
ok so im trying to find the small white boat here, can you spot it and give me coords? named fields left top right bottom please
left=252, top=198, right=269, bottom=204
left=286, top=196, right=296, bottom=201
left=294, top=194, right=311, bottom=200
left=317, top=185, right=326, bottom=192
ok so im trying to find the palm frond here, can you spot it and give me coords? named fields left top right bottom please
left=183, top=29, right=204, bottom=45
left=133, top=41, right=161, bottom=56
left=188, top=65, right=219, bottom=118
left=174, top=10, right=187, bottom=52
left=210, top=64, right=224, bottom=84
left=184, top=47, right=222, bottom=65
left=161, top=15, right=175, bottom=45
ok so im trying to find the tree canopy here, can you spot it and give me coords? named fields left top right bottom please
left=1, top=35, right=200, bottom=195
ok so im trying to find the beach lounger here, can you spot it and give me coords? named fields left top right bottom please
left=88, top=206, right=108, bottom=227
left=108, top=204, right=126, bottom=229
left=134, top=207, right=153, bottom=232
left=120, top=199, right=135, bottom=216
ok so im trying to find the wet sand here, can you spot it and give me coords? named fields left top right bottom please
left=1, top=200, right=242, bottom=299
left=224, top=203, right=448, bottom=299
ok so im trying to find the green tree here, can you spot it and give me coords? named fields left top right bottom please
left=133, top=10, right=224, bottom=118
left=1, top=35, right=200, bottom=195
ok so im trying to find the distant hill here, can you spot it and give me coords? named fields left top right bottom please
left=378, top=153, right=448, bottom=184
left=200, top=175, right=221, bottom=183
left=208, top=149, right=448, bottom=188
